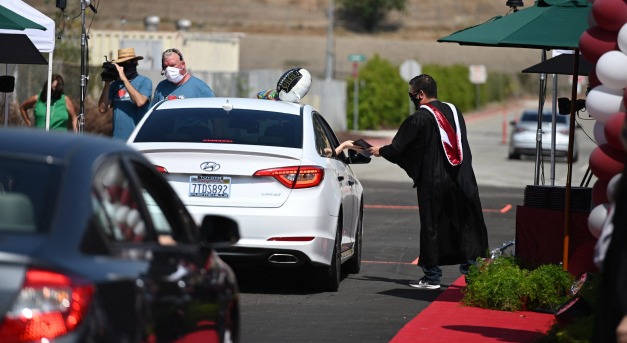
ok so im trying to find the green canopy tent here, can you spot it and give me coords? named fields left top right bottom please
left=0, top=4, right=45, bottom=30
left=438, top=0, right=592, bottom=271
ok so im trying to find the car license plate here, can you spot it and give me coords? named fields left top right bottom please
left=189, top=175, right=231, bottom=198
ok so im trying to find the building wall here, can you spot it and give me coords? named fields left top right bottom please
left=89, top=30, right=242, bottom=73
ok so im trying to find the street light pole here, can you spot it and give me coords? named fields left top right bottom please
left=324, top=0, right=334, bottom=80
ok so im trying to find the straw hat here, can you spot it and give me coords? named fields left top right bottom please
left=112, top=48, right=143, bottom=63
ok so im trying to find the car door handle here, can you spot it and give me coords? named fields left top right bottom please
left=337, top=176, right=345, bottom=182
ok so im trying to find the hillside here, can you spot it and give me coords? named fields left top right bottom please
left=24, top=0, right=542, bottom=77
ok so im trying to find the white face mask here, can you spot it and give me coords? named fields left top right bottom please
left=164, top=66, right=185, bottom=84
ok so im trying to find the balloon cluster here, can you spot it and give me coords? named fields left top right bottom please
left=579, top=0, right=627, bottom=239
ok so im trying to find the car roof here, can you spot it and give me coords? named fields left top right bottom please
left=0, top=128, right=137, bottom=161
left=152, top=97, right=307, bottom=115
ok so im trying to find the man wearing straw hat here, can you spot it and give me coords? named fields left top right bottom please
left=98, top=47, right=153, bottom=140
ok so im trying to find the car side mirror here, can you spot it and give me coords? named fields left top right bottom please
left=509, top=120, right=517, bottom=126
left=199, top=215, right=240, bottom=248
left=347, top=149, right=371, bottom=164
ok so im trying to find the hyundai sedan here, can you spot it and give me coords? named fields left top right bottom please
left=128, top=97, right=370, bottom=291
left=0, top=129, right=240, bottom=343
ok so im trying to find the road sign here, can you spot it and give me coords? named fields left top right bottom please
left=469, top=65, right=487, bottom=84
left=348, top=54, right=366, bottom=62
left=399, top=59, right=421, bottom=82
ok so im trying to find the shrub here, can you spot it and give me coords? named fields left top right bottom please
left=462, top=256, right=575, bottom=312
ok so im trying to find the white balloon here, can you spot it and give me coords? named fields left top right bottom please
left=596, top=51, right=627, bottom=90
left=126, top=208, right=141, bottom=228
left=588, top=203, right=610, bottom=239
left=586, top=85, right=626, bottom=123
left=593, top=120, right=608, bottom=145
left=619, top=23, right=627, bottom=54
left=114, top=205, right=130, bottom=225
left=607, top=173, right=622, bottom=203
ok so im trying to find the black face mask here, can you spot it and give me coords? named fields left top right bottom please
left=409, top=92, right=421, bottom=110
left=121, top=64, right=138, bottom=80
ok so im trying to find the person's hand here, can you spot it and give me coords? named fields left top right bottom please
left=114, top=63, right=127, bottom=83
left=368, top=146, right=381, bottom=157
left=617, top=315, right=627, bottom=343
left=343, top=140, right=363, bottom=152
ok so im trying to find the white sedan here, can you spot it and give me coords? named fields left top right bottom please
left=128, top=97, right=370, bottom=291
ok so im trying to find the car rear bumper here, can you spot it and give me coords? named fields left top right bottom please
left=186, top=204, right=337, bottom=266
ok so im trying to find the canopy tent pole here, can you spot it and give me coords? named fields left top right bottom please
left=45, top=51, right=52, bottom=131
left=550, top=73, right=558, bottom=186
left=534, top=50, right=547, bottom=185
left=562, top=50, right=580, bottom=271
left=3, top=64, right=7, bottom=127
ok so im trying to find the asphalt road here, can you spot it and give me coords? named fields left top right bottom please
left=235, top=101, right=599, bottom=343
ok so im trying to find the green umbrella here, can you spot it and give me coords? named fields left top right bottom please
left=438, top=0, right=591, bottom=49
left=0, top=4, right=46, bottom=31
left=438, top=0, right=592, bottom=272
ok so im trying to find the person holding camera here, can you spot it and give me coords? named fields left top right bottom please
left=98, top=48, right=152, bottom=140
left=151, top=48, right=214, bottom=107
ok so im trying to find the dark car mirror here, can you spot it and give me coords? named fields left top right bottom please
left=200, top=215, right=240, bottom=248
left=347, top=149, right=371, bottom=164
left=510, top=120, right=517, bottom=126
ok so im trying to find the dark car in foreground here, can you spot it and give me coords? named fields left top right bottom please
left=0, top=129, right=240, bottom=343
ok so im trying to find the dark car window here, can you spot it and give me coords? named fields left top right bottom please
left=312, top=112, right=343, bottom=159
left=127, top=159, right=197, bottom=245
left=521, top=112, right=567, bottom=124
left=0, top=156, right=62, bottom=233
left=133, top=107, right=303, bottom=148
left=91, top=161, right=150, bottom=244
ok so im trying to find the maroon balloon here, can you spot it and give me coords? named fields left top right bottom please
left=592, top=178, right=609, bottom=206
left=592, top=0, right=627, bottom=32
left=579, top=26, right=619, bottom=63
left=588, top=66, right=601, bottom=89
left=604, top=112, right=626, bottom=151
left=590, top=143, right=626, bottom=181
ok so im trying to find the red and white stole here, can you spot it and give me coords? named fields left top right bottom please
left=421, top=102, right=463, bottom=166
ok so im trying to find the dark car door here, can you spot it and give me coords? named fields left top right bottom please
left=87, top=154, right=234, bottom=342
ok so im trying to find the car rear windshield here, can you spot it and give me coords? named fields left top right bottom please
left=0, top=157, right=61, bottom=233
left=521, top=112, right=568, bottom=124
left=134, top=107, right=303, bottom=148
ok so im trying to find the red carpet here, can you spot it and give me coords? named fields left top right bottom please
left=390, top=277, right=556, bottom=343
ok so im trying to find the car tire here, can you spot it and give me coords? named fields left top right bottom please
left=344, top=204, right=363, bottom=274
left=508, top=150, right=520, bottom=160
left=313, top=217, right=341, bottom=292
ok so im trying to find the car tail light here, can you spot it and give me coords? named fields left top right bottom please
left=0, top=269, right=95, bottom=343
left=154, top=165, right=168, bottom=173
left=254, top=166, right=324, bottom=189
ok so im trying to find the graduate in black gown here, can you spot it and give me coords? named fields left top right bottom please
left=368, top=74, right=488, bottom=289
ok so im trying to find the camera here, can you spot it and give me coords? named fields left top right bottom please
left=101, top=57, right=118, bottom=81
left=558, top=97, right=586, bottom=115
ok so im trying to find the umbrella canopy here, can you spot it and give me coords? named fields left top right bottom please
left=0, top=4, right=46, bottom=31
left=522, top=53, right=592, bottom=76
left=438, top=0, right=591, bottom=49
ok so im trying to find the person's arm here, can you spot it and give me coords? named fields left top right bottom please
left=335, top=140, right=363, bottom=155
left=115, top=63, right=149, bottom=107
left=98, top=81, right=112, bottom=113
left=19, top=95, right=38, bottom=127
left=65, top=95, right=78, bottom=132
left=618, top=315, right=627, bottom=343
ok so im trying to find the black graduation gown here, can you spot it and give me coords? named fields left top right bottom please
left=379, top=100, right=488, bottom=267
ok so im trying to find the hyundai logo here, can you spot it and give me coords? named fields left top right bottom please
left=200, top=162, right=221, bottom=172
